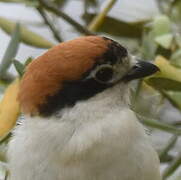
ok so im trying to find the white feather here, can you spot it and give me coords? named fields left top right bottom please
left=8, top=84, right=161, bottom=180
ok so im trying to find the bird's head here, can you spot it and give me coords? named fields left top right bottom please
left=18, top=36, right=159, bottom=117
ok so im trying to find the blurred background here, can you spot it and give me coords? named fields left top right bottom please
left=0, top=0, right=181, bottom=179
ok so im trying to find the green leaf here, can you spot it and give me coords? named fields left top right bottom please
left=13, top=60, right=24, bottom=77
left=83, top=14, right=143, bottom=38
left=0, top=23, right=20, bottom=78
left=0, top=16, right=54, bottom=49
left=175, top=33, right=181, bottom=49
left=0, top=0, right=25, bottom=2
left=151, top=15, right=174, bottom=50
left=152, top=15, right=172, bottom=37
left=24, top=57, right=33, bottom=67
left=141, top=30, right=157, bottom=59
left=171, top=50, right=181, bottom=68
left=163, top=91, right=181, bottom=110
left=155, top=33, right=173, bottom=49
left=145, top=56, right=181, bottom=109
left=151, top=56, right=181, bottom=82
left=146, top=78, right=181, bottom=91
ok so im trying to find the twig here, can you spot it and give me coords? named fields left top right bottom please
left=172, top=121, right=181, bottom=126
left=38, top=0, right=94, bottom=35
left=88, top=0, right=117, bottom=31
left=159, top=135, right=178, bottom=161
left=37, top=7, right=62, bottom=42
left=0, top=24, right=20, bottom=77
left=162, top=151, right=181, bottom=179
left=160, top=154, right=174, bottom=163
left=137, top=114, right=181, bottom=135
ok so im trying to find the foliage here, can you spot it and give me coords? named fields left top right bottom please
left=0, top=0, right=181, bottom=179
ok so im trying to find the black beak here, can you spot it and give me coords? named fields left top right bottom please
left=123, top=60, right=160, bottom=81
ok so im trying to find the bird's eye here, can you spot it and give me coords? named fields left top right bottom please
left=95, top=66, right=114, bottom=83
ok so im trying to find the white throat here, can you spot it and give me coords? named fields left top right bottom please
left=53, top=83, right=131, bottom=122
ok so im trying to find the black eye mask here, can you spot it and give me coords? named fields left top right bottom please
left=95, top=67, right=114, bottom=82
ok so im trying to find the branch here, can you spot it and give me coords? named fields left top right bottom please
left=88, top=0, right=117, bottom=31
left=159, top=135, right=178, bottom=161
left=37, top=7, right=62, bottom=42
left=39, top=0, right=94, bottom=35
left=0, top=24, right=20, bottom=77
left=137, top=114, right=181, bottom=135
left=163, top=152, right=181, bottom=179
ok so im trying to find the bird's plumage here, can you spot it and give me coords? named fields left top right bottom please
left=8, top=36, right=161, bottom=180
left=19, top=36, right=109, bottom=115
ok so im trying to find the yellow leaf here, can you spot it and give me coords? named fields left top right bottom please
left=154, top=55, right=181, bottom=82
left=145, top=56, right=181, bottom=91
left=0, top=79, right=20, bottom=139
left=144, top=56, right=181, bottom=110
left=0, top=16, right=54, bottom=49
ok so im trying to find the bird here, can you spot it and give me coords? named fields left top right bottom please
left=8, top=36, right=161, bottom=180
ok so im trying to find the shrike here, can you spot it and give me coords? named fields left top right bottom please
left=8, top=36, right=161, bottom=180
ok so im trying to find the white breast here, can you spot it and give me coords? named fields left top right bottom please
left=8, top=84, right=161, bottom=180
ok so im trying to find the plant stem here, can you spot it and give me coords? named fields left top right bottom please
left=39, top=0, right=94, bottom=35
left=137, top=114, right=181, bottom=135
left=0, top=24, right=20, bottom=77
left=37, top=7, right=62, bottom=42
left=162, top=151, right=181, bottom=179
left=160, top=154, right=174, bottom=163
left=172, top=121, right=181, bottom=126
left=88, top=0, right=117, bottom=31
left=159, top=135, right=178, bottom=161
